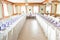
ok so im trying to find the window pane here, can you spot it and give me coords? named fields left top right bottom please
left=46, top=5, right=51, bottom=13
left=27, top=6, right=33, bottom=14
left=13, top=5, right=17, bottom=14
left=21, top=6, right=26, bottom=14
left=0, top=3, right=3, bottom=18
left=7, top=4, right=13, bottom=16
left=56, top=4, right=60, bottom=14
left=40, top=5, right=45, bottom=14
left=3, top=3, right=9, bottom=16
left=33, top=6, right=39, bottom=13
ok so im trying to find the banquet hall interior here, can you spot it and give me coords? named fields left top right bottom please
left=0, top=0, right=60, bottom=40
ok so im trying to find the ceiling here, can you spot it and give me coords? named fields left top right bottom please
left=6, top=0, right=58, bottom=3
left=7, top=0, right=45, bottom=3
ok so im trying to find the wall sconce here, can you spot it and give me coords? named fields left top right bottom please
left=25, top=3, right=28, bottom=6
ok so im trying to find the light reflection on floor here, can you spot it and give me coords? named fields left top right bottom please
left=31, top=20, right=39, bottom=35
left=18, top=19, right=47, bottom=40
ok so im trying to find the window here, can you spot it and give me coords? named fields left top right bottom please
left=7, top=3, right=13, bottom=16
left=46, top=5, right=51, bottom=13
left=3, top=3, right=9, bottom=17
left=56, top=4, right=60, bottom=14
left=0, top=3, right=3, bottom=19
left=21, top=6, right=26, bottom=14
left=13, top=5, right=17, bottom=14
left=33, top=6, right=39, bottom=13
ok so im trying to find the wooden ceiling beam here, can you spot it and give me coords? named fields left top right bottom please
left=14, top=3, right=46, bottom=6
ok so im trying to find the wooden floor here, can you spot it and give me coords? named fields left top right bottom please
left=17, top=19, right=48, bottom=40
